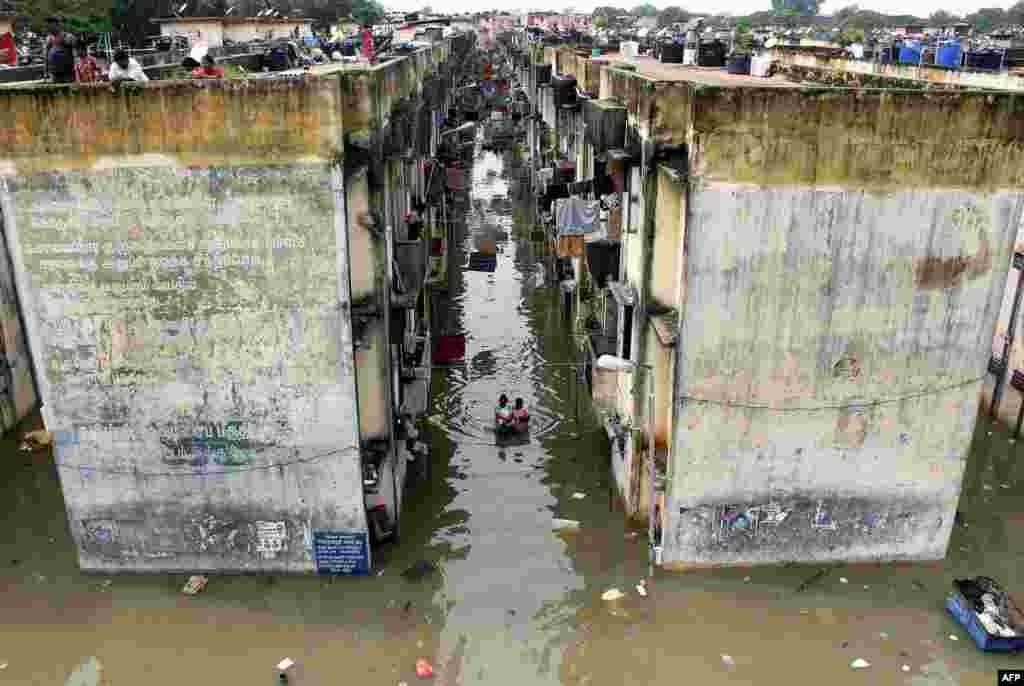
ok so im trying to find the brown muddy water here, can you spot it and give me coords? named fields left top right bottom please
left=0, top=145, right=1022, bottom=686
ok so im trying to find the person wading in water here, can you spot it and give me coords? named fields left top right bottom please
left=495, top=394, right=513, bottom=432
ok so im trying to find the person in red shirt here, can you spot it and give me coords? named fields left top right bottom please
left=191, top=54, right=224, bottom=78
left=74, top=45, right=100, bottom=83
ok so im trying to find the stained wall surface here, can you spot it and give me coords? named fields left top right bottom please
left=0, top=78, right=363, bottom=572
left=0, top=198, right=39, bottom=432
left=665, top=87, right=1024, bottom=567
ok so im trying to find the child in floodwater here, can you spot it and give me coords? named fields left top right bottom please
left=512, top=397, right=529, bottom=432
left=495, top=394, right=513, bottom=430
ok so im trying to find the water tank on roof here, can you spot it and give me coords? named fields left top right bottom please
left=936, top=41, right=961, bottom=69
left=964, top=49, right=1003, bottom=71
left=898, top=40, right=921, bottom=65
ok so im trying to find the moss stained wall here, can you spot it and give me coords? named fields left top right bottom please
left=0, top=77, right=344, bottom=172
left=0, top=76, right=368, bottom=573
left=665, top=83, right=1024, bottom=568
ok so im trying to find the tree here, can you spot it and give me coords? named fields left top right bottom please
left=350, top=0, right=384, bottom=27
left=9, top=0, right=115, bottom=34
left=593, top=14, right=608, bottom=29
left=1009, top=1, right=1024, bottom=25
left=770, top=0, right=821, bottom=17
left=928, top=10, right=959, bottom=26
left=964, top=7, right=1005, bottom=33
left=630, top=3, right=658, bottom=17
left=657, top=6, right=690, bottom=28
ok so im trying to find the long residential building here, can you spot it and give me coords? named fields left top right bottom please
left=510, top=37, right=1024, bottom=568
left=0, top=33, right=474, bottom=573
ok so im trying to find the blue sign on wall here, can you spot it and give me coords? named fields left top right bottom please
left=312, top=529, right=371, bottom=575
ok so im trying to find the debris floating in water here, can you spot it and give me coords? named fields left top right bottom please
left=602, top=588, right=625, bottom=601
left=840, top=577, right=849, bottom=584
left=636, top=581, right=648, bottom=597
left=850, top=658, right=870, bottom=669
left=901, top=665, right=911, bottom=672
left=182, top=575, right=208, bottom=595
left=415, top=659, right=434, bottom=678
left=948, top=635, right=958, bottom=641
left=277, top=658, right=295, bottom=671
left=571, top=492, right=586, bottom=500
left=401, top=560, right=438, bottom=582
left=551, top=518, right=580, bottom=531
left=721, top=654, right=736, bottom=667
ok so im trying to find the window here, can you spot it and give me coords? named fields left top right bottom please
left=622, top=304, right=634, bottom=361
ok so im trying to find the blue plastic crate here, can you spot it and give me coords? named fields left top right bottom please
left=945, top=591, right=1024, bottom=653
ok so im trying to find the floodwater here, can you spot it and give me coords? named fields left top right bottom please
left=0, top=141, right=1022, bottom=686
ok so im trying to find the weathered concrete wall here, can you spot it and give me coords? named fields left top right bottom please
left=979, top=221, right=1024, bottom=428
left=0, top=197, right=40, bottom=432
left=666, top=87, right=1024, bottom=567
left=651, top=167, right=685, bottom=311
left=0, top=77, right=365, bottom=572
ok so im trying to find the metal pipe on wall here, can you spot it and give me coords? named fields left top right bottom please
left=991, top=252, right=1024, bottom=418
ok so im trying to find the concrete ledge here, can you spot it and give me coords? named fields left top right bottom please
left=0, top=74, right=344, bottom=172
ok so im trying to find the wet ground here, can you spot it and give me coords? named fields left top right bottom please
left=1, top=141, right=1022, bottom=686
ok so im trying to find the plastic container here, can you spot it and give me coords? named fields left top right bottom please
left=659, top=43, right=683, bottom=64
left=898, top=41, right=921, bottom=65
left=936, top=41, right=961, bottom=68
left=945, top=591, right=1024, bottom=652
left=726, top=54, right=751, bottom=75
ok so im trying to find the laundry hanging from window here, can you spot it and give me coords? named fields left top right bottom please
left=555, top=196, right=599, bottom=235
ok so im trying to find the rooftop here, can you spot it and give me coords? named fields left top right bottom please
left=151, top=16, right=313, bottom=25
left=600, top=54, right=798, bottom=88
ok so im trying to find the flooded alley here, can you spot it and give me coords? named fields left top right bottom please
left=0, top=137, right=1022, bottom=686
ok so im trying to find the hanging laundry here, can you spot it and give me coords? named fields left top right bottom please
left=467, top=252, right=497, bottom=272
left=557, top=235, right=585, bottom=258
left=433, top=335, right=466, bottom=363
left=607, top=206, right=623, bottom=241
left=537, top=168, right=554, bottom=194
left=556, top=196, right=599, bottom=235
left=447, top=164, right=467, bottom=191
left=557, top=160, right=576, bottom=183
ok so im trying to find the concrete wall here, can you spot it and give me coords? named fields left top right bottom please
left=979, top=221, right=1024, bottom=428
left=159, top=21, right=225, bottom=48
left=0, top=76, right=364, bottom=573
left=0, top=196, right=40, bottom=432
left=224, top=21, right=312, bottom=44
left=666, top=86, right=1024, bottom=568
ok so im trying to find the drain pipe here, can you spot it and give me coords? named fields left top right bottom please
left=992, top=251, right=1024, bottom=419
left=646, top=378, right=658, bottom=573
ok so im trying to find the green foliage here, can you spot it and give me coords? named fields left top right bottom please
left=350, top=0, right=384, bottom=27
left=964, top=7, right=1005, bottom=34
left=928, top=10, right=959, bottom=25
left=9, top=0, right=114, bottom=33
left=770, top=0, right=822, bottom=17
left=656, top=6, right=690, bottom=28
left=630, top=3, right=658, bottom=17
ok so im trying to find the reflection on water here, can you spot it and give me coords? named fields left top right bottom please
left=0, top=141, right=1020, bottom=686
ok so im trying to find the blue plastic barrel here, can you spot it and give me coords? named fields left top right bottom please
left=725, top=54, right=751, bottom=75
left=936, top=41, right=961, bottom=69
left=898, top=41, right=921, bottom=65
